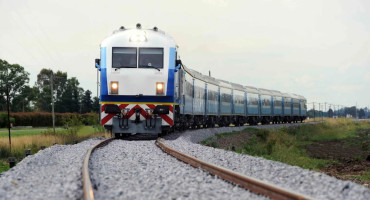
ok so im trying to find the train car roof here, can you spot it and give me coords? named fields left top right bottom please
left=230, top=82, right=244, bottom=91
left=182, top=65, right=306, bottom=99
left=269, top=89, right=284, bottom=97
left=282, top=93, right=294, bottom=98
left=258, top=88, right=274, bottom=95
left=244, top=85, right=259, bottom=93
left=182, top=65, right=204, bottom=80
left=218, top=79, right=233, bottom=89
left=292, top=93, right=306, bottom=100
left=201, top=74, right=220, bottom=85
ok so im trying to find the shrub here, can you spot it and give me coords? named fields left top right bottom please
left=10, top=112, right=99, bottom=127
left=0, top=112, right=15, bottom=128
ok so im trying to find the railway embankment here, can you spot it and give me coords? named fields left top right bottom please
left=163, top=121, right=370, bottom=199
left=199, top=119, right=370, bottom=187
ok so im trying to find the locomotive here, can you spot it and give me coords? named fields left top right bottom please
left=95, top=24, right=307, bottom=138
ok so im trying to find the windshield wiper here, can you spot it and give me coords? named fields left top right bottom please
left=115, top=66, right=136, bottom=68
left=141, top=65, right=161, bottom=71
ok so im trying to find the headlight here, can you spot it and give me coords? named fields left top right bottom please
left=156, top=82, right=164, bottom=95
left=111, top=81, right=118, bottom=94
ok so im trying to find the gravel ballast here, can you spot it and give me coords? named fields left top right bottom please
left=0, top=138, right=102, bottom=199
left=89, top=140, right=267, bottom=200
left=163, top=124, right=370, bottom=200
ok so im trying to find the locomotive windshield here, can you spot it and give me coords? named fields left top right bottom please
left=139, top=48, right=163, bottom=69
left=112, top=47, right=137, bottom=68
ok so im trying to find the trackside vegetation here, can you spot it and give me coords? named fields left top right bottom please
left=201, top=119, right=370, bottom=185
left=0, top=116, right=109, bottom=173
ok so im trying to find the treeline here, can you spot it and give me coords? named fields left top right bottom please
left=307, top=106, right=369, bottom=119
left=0, top=59, right=99, bottom=113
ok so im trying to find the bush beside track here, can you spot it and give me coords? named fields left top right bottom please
left=0, top=112, right=98, bottom=128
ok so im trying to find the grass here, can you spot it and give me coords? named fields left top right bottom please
left=352, top=171, right=370, bottom=181
left=0, top=128, right=63, bottom=137
left=0, top=125, right=109, bottom=173
left=0, top=159, right=9, bottom=172
left=202, top=118, right=370, bottom=170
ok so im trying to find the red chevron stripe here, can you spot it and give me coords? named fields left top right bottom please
left=126, top=105, right=148, bottom=119
left=100, top=104, right=128, bottom=125
left=147, top=104, right=173, bottom=126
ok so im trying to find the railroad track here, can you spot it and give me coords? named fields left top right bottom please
left=83, top=137, right=312, bottom=200
left=82, top=138, right=115, bottom=200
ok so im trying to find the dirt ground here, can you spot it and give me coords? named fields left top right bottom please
left=305, top=129, right=370, bottom=187
left=208, top=128, right=370, bottom=187
left=213, top=131, right=253, bottom=150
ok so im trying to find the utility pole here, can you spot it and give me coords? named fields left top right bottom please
left=320, top=103, right=323, bottom=122
left=355, top=102, right=358, bottom=119
left=3, top=68, right=12, bottom=151
left=324, top=102, right=327, bottom=118
left=97, top=68, right=99, bottom=101
left=312, top=102, right=316, bottom=121
left=50, top=74, right=55, bottom=134
left=6, top=76, right=11, bottom=151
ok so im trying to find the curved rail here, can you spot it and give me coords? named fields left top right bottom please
left=156, top=138, right=312, bottom=200
left=82, top=138, right=114, bottom=200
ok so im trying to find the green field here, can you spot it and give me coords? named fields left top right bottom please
left=0, top=125, right=108, bottom=173
left=0, top=128, right=63, bottom=137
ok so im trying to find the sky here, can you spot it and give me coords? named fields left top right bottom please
left=0, top=0, right=369, bottom=109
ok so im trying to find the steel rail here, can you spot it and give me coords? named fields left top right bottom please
left=156, top=138, right=312, bottom=200
left=82, top=138, right=114, bottom=200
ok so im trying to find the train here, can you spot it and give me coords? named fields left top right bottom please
left=95, top=24, right=307, bottom=138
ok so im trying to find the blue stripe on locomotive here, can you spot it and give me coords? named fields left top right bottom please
left=166, top=47, right=176, bottom=96
left=100, top=47, right=108, bottom=97
left=100, top=95, right=174, bottom=103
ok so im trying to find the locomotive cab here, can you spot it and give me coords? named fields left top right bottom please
left=97, top=24, right=178, bottom=137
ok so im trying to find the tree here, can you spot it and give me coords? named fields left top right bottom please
left=0, top=59, right=30, bottom=110
left=92, top=96, right=100, bottom=113
left=60, top=77, right=82, bottom=113
left=81, top=90, right=93, bottom=113
left=35, top=86, right=52, bottom=112
left=11, top=85, right=38, bottom=112
left=328, top=108, right=333, bottom=118
left=344, top=106, right=357, bottom=118
left=359, top=109, right=365, bottom=119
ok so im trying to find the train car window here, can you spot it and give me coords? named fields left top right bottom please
left=247, top=94, right=259, bottom=106
left=112, top=47, right=137, bottom=68
left=293, top=99, right=300, bottom=109
left=139, top=48, right=163, bottom=69
left=221, top=93, right=232, bottom=103
left=185, top=81, right=193, bottom=97
left=275, top=98, right=282, bottom=107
